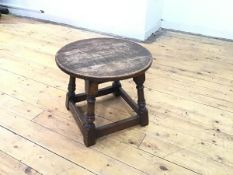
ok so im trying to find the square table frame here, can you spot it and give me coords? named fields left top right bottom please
left=66, top=73, right=148, bottom=147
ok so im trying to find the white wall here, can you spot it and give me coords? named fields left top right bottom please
left=0, top=0, right=162, bottom=41
left=1, top=0, right=233, bottom=40
left=162, top=0, right=233, bottom=40
left=144, top=0, right=162, bottom=39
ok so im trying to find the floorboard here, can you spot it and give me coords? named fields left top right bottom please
left=0, top=15, right=233, bottom=175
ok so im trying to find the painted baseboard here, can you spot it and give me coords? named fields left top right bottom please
left=162, top=20, right=233, bottom=40
left=144, top=20, right=162, bottom=40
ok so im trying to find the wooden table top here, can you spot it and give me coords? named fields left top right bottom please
left=55, top=38, right=153, bottom=81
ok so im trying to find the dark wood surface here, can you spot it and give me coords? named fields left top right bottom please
left=65, top=73, right=149, bottom=147
left=57, top=38, right=152, bottom=146
left=55, top=38, right=153, bottom=81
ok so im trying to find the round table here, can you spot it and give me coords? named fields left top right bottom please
left=56, top=38, right=153, bottom=146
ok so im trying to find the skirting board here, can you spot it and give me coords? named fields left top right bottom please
left=162, top=20, right=233, bottom=41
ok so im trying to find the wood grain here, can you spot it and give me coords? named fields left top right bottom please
left=55, top=38, right=153, bottom=81
left=0, top=150, right=40, bottom=175
left=0, top=14, right=233, bottom=175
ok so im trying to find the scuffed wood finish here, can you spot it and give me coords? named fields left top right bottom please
left=0, top=151, right=40, bottom=175
left=55, top=38, right=153, bottom=81
left=1, top=15, right=233, bottom=175
left=57, top=38, right=152, bottom=146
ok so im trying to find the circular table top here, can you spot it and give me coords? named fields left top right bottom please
left=55, top=38, right=153, bottom=81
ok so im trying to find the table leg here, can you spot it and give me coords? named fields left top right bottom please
left=112, top=80, right=121, bottom=96
left=84, top=80, right=98, bottom=146
left=66, top=76, right=76, bottom=110
left=133, top=73, right=149, bottom=126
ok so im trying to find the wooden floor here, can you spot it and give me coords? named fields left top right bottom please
left=0, top=15, right=233, bottom=175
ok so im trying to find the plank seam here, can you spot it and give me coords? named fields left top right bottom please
left=156, top=63, right=233, bottom=87
left=30, top=120, right=150, bottom=175
left=0, top=125, right=98, bottom=175
left=0, top=148, right=43, bottom=175
left=137, top=148, right=201, bottom=175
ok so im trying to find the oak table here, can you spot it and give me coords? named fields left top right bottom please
left=55, top=38, right=153, bottom=147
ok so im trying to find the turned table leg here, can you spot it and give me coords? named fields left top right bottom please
left=66, top=76, right=76, bottom=110
left=112, top=80, right=121, bottom=96
left=84, top=80, right=98, bottom=146
left=133, top=74, right=149, bottom=126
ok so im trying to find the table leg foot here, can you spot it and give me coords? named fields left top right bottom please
left=139, top=108, right=149, bottom=126
left=83, top=123, right=96, bottom=147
